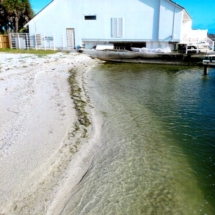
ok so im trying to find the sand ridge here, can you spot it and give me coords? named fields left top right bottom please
left=0, top=52, right=102, bottom=214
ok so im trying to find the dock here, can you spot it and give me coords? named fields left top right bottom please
left=202, top=55, right=215, bottom=75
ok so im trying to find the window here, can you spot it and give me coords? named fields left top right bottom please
left=111, top=18, right=123, bottom=38
left=85, top=15, right=96, bottom=20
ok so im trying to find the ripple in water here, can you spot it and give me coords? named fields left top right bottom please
left=62, top=64, right=215, bottom=215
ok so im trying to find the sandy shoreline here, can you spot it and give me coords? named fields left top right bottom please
left=0, top=52, right=102, bottom=214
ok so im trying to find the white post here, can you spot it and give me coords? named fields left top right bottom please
left=64, top=34, right=65, bottom=50
left=53, top=34, right=55, bottom=51
left=172, top=7, right=175, bottom=41
left=17, top=33, right=20, bottom=49
left=44, top=34, right=46, bottom=51
left=62, top=35, right=64, bottom=50
left=35, top=34, right=37, bottom=50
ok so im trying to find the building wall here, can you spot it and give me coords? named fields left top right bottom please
left=27, top=0, right=184, bottom=49
left=30, top=0, right=71, bottom=35
left=181, top=20, right=192, bottom=40
left=80, top=0, right=160, bottom=42
left=159, top=0, right=183, bottom=41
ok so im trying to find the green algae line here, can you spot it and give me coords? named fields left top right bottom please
left=68, top=68, right=91, bottom=128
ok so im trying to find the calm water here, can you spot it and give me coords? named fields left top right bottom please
left=62, top=64, right=215, bottom=215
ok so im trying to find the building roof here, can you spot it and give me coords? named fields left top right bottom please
left=168, top=0, right=192, bottom=20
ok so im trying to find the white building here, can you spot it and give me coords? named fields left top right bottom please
left=24, top=0, right=214, bottom=51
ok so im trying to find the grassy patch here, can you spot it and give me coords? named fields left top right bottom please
left=0, top=48, right=58, bottom=55
left=37, top=54, right=46, bottom=58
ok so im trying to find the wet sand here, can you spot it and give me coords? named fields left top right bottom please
left=0, top=52, right=102, bottom=214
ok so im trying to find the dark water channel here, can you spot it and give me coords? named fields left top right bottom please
left=63, top=64, right=215, bottom=215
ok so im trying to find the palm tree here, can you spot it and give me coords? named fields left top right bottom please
left=0, top=2, right=12, bottom=33
left=2, top=0, right=33, bottom=32
left=0, top=2, right=5, bottom=33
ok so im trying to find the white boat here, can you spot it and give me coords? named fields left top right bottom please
left=96, top=44, right=114, bottom=51
left=131, top=47, right=140, bottom=52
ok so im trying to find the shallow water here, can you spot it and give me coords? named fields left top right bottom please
left=62, top=64, right=215, bottom=215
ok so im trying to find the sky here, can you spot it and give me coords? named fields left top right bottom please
left=30, top=0, right=215, bottom=34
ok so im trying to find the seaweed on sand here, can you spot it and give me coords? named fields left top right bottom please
left=68, top=69, right=91, bottom=128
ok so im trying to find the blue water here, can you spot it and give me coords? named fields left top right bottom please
left=62, top=64, right=215, bottom=215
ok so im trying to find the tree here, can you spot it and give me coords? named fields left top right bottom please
left=0, top=2, right=13, bottom=33
left=0, top=3, right=7, bottom=33
left=0, top=0, right=33, bottom=33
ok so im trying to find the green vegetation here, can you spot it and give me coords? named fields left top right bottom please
left=0, top=48, right=58, bottom=55
left=68, top=69, right=91, bottom=127
left=100, top=62, right=191, bottom=73
left=0, top=0, right=33, bottom=33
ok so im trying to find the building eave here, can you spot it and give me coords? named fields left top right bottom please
left=82, top=38, right=180, bottom=42
left=24, top=0, right=54, bottom=27
left=167, top=0, right=192, bottom=20
left=183, top=10, right=192, bottom=21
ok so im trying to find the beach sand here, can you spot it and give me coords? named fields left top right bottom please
left=0, top=52, right=102, bottom=214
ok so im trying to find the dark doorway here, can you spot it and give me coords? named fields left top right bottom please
left=111, top=42, right=146, bottom=50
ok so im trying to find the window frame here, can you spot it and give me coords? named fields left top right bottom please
left=84, top=15, right=97, bottom=20
left=111, top=17, right=123, bottom=38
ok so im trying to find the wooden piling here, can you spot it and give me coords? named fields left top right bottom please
left=204, top=66, right=208, bottom=76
